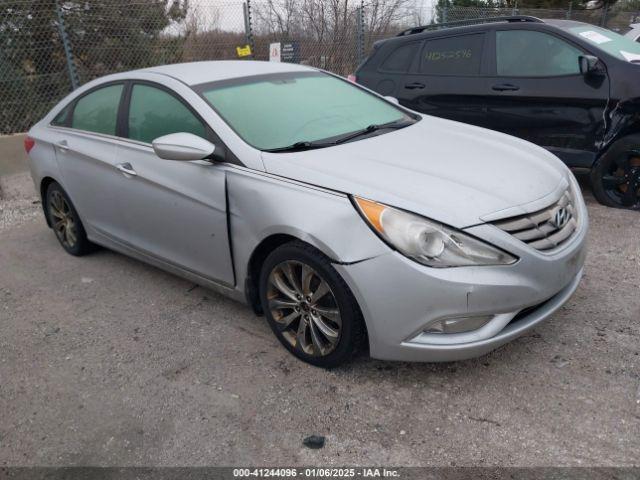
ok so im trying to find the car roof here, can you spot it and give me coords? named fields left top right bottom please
left=137, top=60, right=314, bottom=86
left=542, top=19, right=591, bottom=30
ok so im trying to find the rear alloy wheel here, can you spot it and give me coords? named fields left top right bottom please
left=591, top=141, right=640, bottom=209
left=45, top=182, right=94, bottom=256
left=259, top=241, right=365, bottom=368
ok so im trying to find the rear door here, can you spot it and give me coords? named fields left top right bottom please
left=357, top=41, right=421, bottom=97
left=398, top=32, right=493, bottom=127
left=51, top=83, right=129, bottom=240
left=483, top=27, right=610, bottom=168
left=113, top=82, right=235, bottom=286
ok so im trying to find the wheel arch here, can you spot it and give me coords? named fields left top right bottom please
left=244, top=233, right=300, bottom=315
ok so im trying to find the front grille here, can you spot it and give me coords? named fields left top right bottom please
left=492, top=189, right=578, bottom=252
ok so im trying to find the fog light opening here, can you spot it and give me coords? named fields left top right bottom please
left=424, top=315, right=494, bottom=334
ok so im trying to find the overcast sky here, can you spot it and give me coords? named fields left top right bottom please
left=180, top=0, right=436, bottom=34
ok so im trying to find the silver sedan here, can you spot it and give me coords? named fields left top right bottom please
left=25, top=61, right=588, bottom=367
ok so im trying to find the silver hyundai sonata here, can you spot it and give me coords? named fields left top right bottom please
left=26, top=61, right=588, bottom=367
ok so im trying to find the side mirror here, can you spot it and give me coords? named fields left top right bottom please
left=579, top=55, right=603, bottom=76
left=152, top=132, right=216, bottom=161
left=384, top=96, right=400, bottom=105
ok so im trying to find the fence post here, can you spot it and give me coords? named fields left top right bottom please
left=600, top=2, right=609, bottom=27
left=55, top=0, right=79, bottom=90
left=566, top=1, right=572, bottom=19
left=356, top=2, right=365, bottom=65
left=243, top=1, right=255, bottom=58
left=442, top=3, right=448, bottom=23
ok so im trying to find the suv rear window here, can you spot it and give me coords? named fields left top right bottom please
left=380, top=43, right=419, bottom=72
left=420, top=34, right=484, bottom=76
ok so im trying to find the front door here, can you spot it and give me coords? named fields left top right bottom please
left=113, top=83, right=235, bottom=286
left=483, top=27, right=610, bottom=168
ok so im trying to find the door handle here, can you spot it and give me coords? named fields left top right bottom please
left=116, top=162, right=137, bottom=177
left=404, top=82, right=426, bottom=90
left=492, top=83, right=520, bottom=92
left=55, top=140, right=69, bottom=152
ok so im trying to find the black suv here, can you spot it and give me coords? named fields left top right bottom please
left=355, top=16, right=640, bottom=209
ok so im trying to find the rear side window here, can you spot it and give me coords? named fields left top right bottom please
left=128, top=84, right=207, bottom=144
left=496, top=30, right=582, bottom=77
left=71, top=84, right=123, bottom=135
left=420, top=34, right=484, bottom=75
left=380, top=43, right=419, bottom=72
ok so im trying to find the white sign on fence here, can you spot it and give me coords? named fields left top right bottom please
left=269, top=42, right=281, bottom=62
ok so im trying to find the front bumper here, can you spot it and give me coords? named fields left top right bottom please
left=335, top=204, right=588, bottom=362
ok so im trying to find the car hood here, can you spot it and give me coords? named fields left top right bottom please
left=261, top=116, right=569, bottom=228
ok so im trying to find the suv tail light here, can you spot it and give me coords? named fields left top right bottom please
left=24, top=136, right=35, bottom=154
left=347, top=74, right=357, bottom=83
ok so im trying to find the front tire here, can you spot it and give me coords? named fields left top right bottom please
left=45, top=182, right=94, bottom=256
left=590, top=137, right=640, bottom=209
left=259, top=241, right=366, bottom=368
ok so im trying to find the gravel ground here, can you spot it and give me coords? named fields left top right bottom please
left=0, top=172, right=40, bottom=231
left=0, top=173, right=639, bottom=467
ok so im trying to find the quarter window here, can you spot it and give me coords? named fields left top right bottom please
left=128, top=84, right=206, bottom=144
left=420, top=34, right=484, bottom=75
left=71, top=84, right=123, bottom=135
left=496, top=30, right=582, bottom=77
left=51, top=104, right=72, bottom=127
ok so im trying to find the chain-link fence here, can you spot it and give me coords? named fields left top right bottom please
left=2, top=0, right=640, bottom=135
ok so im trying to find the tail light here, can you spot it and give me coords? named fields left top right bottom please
left=24, top=136, right=35, bottom=154
left=347, top=74, right=357, bottom=83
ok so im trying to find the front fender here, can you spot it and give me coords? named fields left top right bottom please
left=225, top=167, right=389, bottom=291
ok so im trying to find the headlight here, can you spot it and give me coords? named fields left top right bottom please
left=353, top=197, right=517, bottom=268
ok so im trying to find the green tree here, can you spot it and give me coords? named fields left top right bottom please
left=0, top=0, right=188, bottom=134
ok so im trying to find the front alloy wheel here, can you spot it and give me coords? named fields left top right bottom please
left=267, top=260, right=342, bottom=357
left=259, top=241, right=365, bottom=368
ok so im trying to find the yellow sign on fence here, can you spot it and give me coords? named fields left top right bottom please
left=236, top=45, right=252, bottom=58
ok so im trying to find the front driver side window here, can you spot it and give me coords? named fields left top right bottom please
left=128, top=84, right=207, bottom=144
left=496, top=30, right=582, bottom=77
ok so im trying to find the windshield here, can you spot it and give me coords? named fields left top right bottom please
left=569, top=25, right=640, bottom=62
left=196, top=71, right=413, bottom=151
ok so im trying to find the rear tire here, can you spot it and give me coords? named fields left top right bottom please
left=45, top=182, right=95, bottom=256
left=590, top=136, right=640, bottom=209
left=259, top=240, right=366, bottom=368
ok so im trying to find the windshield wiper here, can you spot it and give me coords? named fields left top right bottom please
left=332, top=120, right=413, bottom=145
left=264, top=119, right=414, bottom=153
left=263, top=141, right=334, bottom=153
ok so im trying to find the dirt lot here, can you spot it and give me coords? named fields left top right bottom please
left=0, top=168, right=639, bottom=467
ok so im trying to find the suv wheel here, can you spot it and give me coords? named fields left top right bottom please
left=259, top=241, right=366, bottom=368
left=591, top=137, right=640, bottom=209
